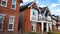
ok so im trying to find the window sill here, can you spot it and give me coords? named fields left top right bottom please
left=11, top=8, right=16, bottom=10
left=8, top=29, right=14, bottom=31
left=1, top=4, right=7, bottom=7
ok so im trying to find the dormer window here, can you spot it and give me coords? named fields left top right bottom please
left=1, top=0, right=8, bottom=7
left=11, top=0, right=16, bottom=10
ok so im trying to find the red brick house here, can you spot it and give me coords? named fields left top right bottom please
left=0, top=0, right=55, bottom=33
left=0, top=0, right=20, bottom=32
left=20, top=1, right=52, bottom=32
left=20, top=1, right=39, bottom=32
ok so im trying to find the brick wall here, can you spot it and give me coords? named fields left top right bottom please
left=24, top=8, right=32, bottom=32
left=0, top=0, right=20, bottom=32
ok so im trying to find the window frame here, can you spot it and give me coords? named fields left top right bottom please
left=11, top=0, right=16, bottom=10
left=0, top=14, right=5, bottom=31
left=31, top=22, right=36, bottom=32
left=30, top=8, right=38, bottom=21
left=1, top=0, right=8, bottom=7
left=8, top=16, right=15, bottom=31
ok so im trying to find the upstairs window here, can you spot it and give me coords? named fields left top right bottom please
left=11, top=0, right=16, bottom=10
left=32, top=9, right=37, bottom=16
left=33, top=11, right=36, bottom=16
left=1, top=0, right=7, bottom=7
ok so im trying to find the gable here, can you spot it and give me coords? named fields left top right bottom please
left=31, top=3, right=38, bottom=9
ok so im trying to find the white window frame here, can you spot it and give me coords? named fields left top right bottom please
left=0, top=14, right=6, bottom=31
left=30, top=8, right=38, bottom=22
left=31, top=22, right=36, bottom=32
left=11, top=0, right=16, bottom=10
left=1, top=0, right=8, bottom=7
left=8, top=16, right=15, bottom=31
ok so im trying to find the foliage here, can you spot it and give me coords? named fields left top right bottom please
left=48, top=31, right=56, bottom=34
left=28, top=32, right=37, bottom=34
left=56, top=32, right=60, bottom=34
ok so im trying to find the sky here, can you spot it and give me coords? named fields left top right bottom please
left=20, top=0, right=60, bottom=16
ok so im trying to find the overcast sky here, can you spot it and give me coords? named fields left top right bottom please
left=21, top=0, right=60, bottom=16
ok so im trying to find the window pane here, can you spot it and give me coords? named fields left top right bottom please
left=12, top=0, right=16, bottom=5
left=0, top=15, right=3, bottom=29
left=8, top=24, right=13, bottom=29
left=33, top=11, right=35, bottom=15
left=9, top=17, right=14, bottom=23
left=0, top=16, right=3, bottom=23
left=12, top=5, right=15, bottom=8
left=2, top=1, right=6, bottom=6
left=12, top=0, right=16, bottom=9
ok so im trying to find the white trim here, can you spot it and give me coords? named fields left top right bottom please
left=0, top=14, right=5, bottom=31
left=11, top=0, right=16, bottom=10
left=46, top=23, right=49, bottom=32
left=31, top=22, right=36, bottom=32
left=41, top=22, right=43, bottom=32
left=36, top=21, right=47, bottom=23
left=0, top=14, right=6, bottom=16
left=30, top=8, right=38, bottom=21
left=1, top=0, right=8, bottom=7
left=8, top=16, right=15, bottom=31
left=28, top=1, right=35, bottom=8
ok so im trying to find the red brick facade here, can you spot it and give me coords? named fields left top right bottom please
left=20, top=2, right=39, bottom=32
left=0, top=0, right=20, bottom=32
left=24, top=8, right=32, bottom=32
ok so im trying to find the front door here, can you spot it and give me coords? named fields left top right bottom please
left=43, top=23, right=46, bottom=31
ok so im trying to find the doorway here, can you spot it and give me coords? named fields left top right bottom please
left=43, top=23, right=47, bottom=31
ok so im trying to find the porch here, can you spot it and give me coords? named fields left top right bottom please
left=36, top=21, right=52, bottom=32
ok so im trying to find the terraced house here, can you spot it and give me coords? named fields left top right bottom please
left=0, top=0, right=60, bottom=33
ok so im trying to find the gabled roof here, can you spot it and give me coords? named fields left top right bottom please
left=39, top=7, right=47, bottom=14
left=20, top=2, right=33, bottom=11
left=39, top=6, right=51, bottom=16
left=20, top=1, right=39, bottom=12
